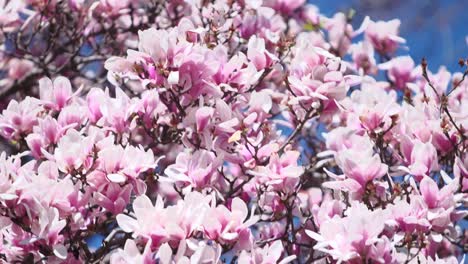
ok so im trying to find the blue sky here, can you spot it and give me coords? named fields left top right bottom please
left=312, top=0, right=468, bottom=72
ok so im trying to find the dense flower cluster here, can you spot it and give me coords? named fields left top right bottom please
left=0, top=0, right=467, bottom=263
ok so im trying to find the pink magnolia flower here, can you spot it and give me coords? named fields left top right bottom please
left=265, top=0, right=305, bottom=15
left=234, top=141, right=279, bottom=171
left=19, top=172, right=80, bottom=216
left=156, top=239, right=222, bottom=264
left=25, top=133, right=45, bottom=159
left=412, top=66, right=452, bottom=99
left=137, top=27, right=174, bottom=64
left=110, top=239, right=153, bottom=264
left=0, top=153, right=16, bottom=200
left=164, top=150, right=221, bottom=190
left=257, top=191, right=287, bottom=215
left=39, top=76, right=77, bottom=111
left=397, top=102, right=453, bottom=153
left=26, top=116, right=75, bottom=159
left=247, top=36, right=278, bottom=71
left=248, top=151, right=304, bottom=193
left=0, top=1, right=466, bottom=262
left=86, top=87, right=131, bottom=133
left=34, top=116, right=66, bottom=146
left=128, top=90, right=168, bottom=128
left=367, top=236, right=397, bottom=264
left=238, top=240, right=296, bottom=264
left=387, top=197, right=431, bottom=233
left=287, top=47, right=361, bottom=113
left=195, top=106, right=215, bottom=132
left=454, top=156, right=468, bottom=192
left=248, top=90, right=273, bottom=121
left=400, top=137, right=439, bottom=180
left=324, top=12, right=354, bottom=57
left=117, top=192, right=211, bottom=248
left=306, top=203, right=393, bottom=263
left=323, top=127, right=366, bottom=153
left=116, top=145, right=156, bottom=183
left=419, top=175, right=465, bottom=232
left=378, top=56, right=418, bottom=90
left=90, top=139, right=157, bottom=196
left=254, top=221, right=286, bottom=244
left=324, top=13, right=369, bottom=57
left=86, top=88, right=106, bottom=123
left=297, top=187, right=322, bottom=210
left=239, top=5, right=285, bottom=43
left=94, top=183, right=132, bottom=214
left=365, top=19, right=405, bottom=54
left=349, top=41, right=378, bottom=75
left=203, top=197, right=259, bottom=249
left=323, top=140, right=388, bottom=196
left=420, top=176, right=447, bottom=209
left=92, top=0, right=131, bottom=17
left=57, top=103, right=86, bottom=128
left=311, top=195, right=345, bottom=228
left=47, top=129, right=93, bottom=173
left=210, top=46, right=251, bottom=88
left=30, top=207, right=67, bottom=260
left=0, top=97, right=41, bottom=140
left=343, top=79, right=400, bottom=132
left=116, top=194, right=173, bottom=247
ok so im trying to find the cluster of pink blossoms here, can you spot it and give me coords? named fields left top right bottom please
left=0, top=0, right=467, bottom=263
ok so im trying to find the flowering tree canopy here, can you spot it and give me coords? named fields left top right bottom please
left=0, top=0, right=467, bottom=263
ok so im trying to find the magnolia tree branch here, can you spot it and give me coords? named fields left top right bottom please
left=0, top=1, right=466, bottom=263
